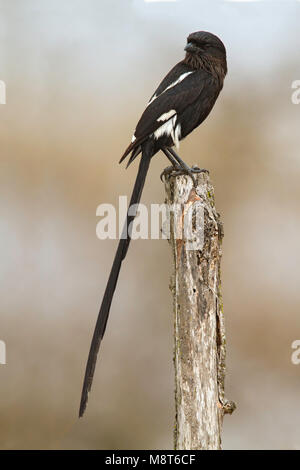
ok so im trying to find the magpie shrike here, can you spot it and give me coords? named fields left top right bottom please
left=79, top=31, right=227, bottom=417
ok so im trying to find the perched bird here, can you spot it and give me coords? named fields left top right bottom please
left=79, top=31, right=227, bottom=417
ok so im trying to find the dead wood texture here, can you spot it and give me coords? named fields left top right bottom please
left=164, top=170, right=235, bottom=450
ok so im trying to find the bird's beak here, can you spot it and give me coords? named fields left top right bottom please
left=184, top=42, right=198, bottom=53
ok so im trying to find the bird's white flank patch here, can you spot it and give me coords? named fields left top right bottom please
left=157, top=109, right=176, bottom=122
left=154, top=119, right=175, bottom=141
left=154, top=114, right=181, bottom=149
left=131, top=134, right=136, bottom=143
left=173, top=123, right=181, bottom=149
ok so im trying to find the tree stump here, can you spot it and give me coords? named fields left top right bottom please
left=164, top=170, right=235, bottom=450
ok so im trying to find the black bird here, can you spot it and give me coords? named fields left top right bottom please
left=79, top=31, right=227, bottom=417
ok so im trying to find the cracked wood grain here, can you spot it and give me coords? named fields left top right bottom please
left=164, top=170, right=235, bottom=451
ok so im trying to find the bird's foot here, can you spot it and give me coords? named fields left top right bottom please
left=191, top=165, right=209, bottom=174
left=160, top=165, right=209, bottom=187
left=160, top=165, right=181, bottom=182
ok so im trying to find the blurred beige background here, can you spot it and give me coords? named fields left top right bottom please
left=1, top=0, right=300, bottom=449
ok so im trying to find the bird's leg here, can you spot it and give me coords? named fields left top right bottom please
left=161, top=148, right=180, bottom=167
left=160, top=148, right=182, bottom=182
left=161, top=148, right=208, bottom=186
left=161, top=148, right=197, bottom=185
left=167, top=147, right=209, bottom=175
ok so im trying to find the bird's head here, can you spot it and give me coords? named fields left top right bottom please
left=184, top=31, right=227, bottom=73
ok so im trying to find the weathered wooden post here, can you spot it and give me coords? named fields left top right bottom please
left=164, top=170, right=235, bottom=450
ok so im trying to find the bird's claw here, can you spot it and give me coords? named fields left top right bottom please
left=160, top=165, right=208, bottom=187
left=191, top=165, right=209, bottom=174
left=160, top=165, right=181, bottom=182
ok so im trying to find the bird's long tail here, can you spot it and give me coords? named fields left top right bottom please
left=79, top=140, right=154, bottom=417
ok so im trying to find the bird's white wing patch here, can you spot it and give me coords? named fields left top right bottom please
left=164, top=72, right=193, bottom=93
left=147, top=71, right=194, bottom=107
left=131, top=134, right=136, bottom=143
left=147, top=94, right=157, bottom=106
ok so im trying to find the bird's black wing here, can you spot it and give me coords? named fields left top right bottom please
left=136, top=69, right=215, bottom=138
left=147, top=61, right=193, bottom=104
left=120, top=67, right=218, bottom=164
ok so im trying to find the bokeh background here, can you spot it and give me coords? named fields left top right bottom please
left=1, top=0, right=300, bottom=449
